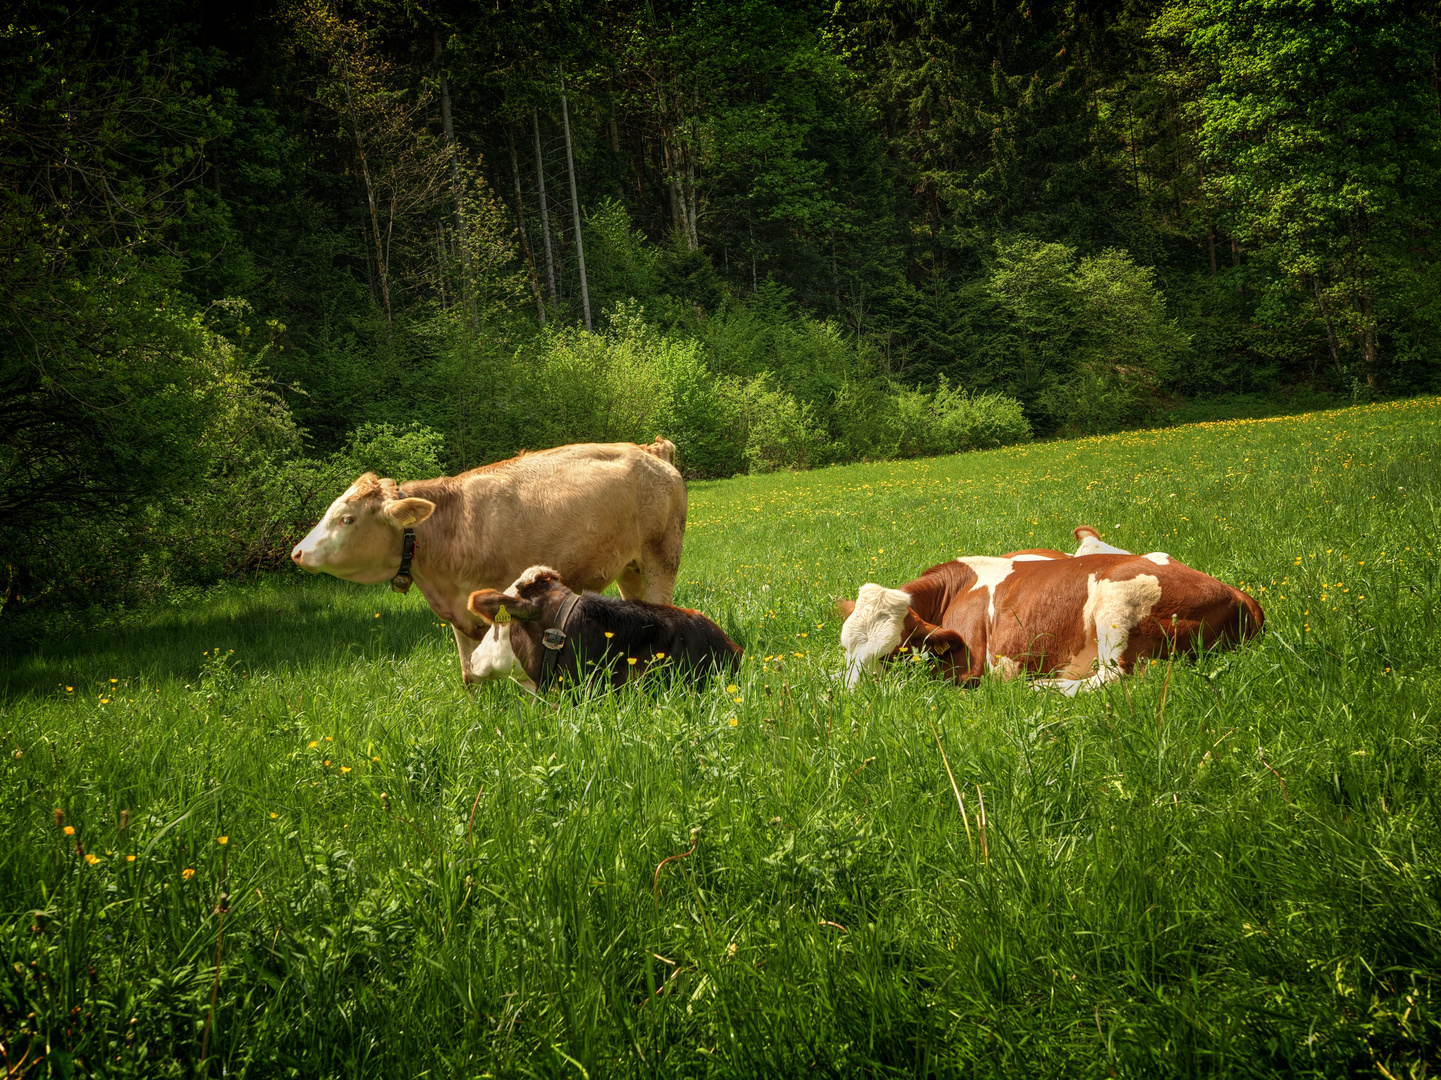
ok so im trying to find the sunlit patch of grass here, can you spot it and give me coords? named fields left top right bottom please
left=1, top=399, right=1439, bottom=1076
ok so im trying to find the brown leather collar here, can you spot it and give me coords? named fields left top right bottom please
left=390, top=487, right=417, bottom=593
left=538, top=591, right=582, bottom=690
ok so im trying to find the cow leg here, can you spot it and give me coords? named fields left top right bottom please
left=619, top=553, right=678, bottom=605
left=1033, top=574, right=1162, bottom=696
left=451, top=624, right=483, bottom=685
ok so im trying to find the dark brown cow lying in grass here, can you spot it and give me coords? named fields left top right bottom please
left=466, top=567, right=742, bottom=693
left=839, top=527, right=1263, bottom=695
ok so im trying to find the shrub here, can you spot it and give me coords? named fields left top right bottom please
left=714, top=372, right=824, bottom=473
left=891, top=381, right=1033, bottom=458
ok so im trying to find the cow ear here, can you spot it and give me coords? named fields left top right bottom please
left=468, top=589, right=542, bottom=623
left=382, top=497, right=435, bottom=528
left=836, top=598, right=857, bottom=618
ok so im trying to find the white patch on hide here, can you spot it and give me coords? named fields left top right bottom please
left=956, top=556, right=1015, bottom=624
left=1074, top=535, right=1132, bottom=557
left=1012, top=553, right=1056, bottom=562
left=1143, top=552, right=1170, bottom=565
left=840, top=584, right=913, bottom=688
left=989, top=655, right=1024, bottom=680
left=1036, top=571, right=1163, bottom=695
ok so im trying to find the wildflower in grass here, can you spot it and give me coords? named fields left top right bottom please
left=727, top=684, right=739, bottom=694
left=371, top=756, right=380, bottom=762
left=217, top=836, right=229, bottom=845
left=374, top=613, right=380, bottom=618
left=341, top=766, right=351, bottom=774
left=604, top=631, right=614, bottom=639
left=729, top=717, right=739, bottom=727
left=126, top=855, right=135, bottom=863
left=182, top=868, right=195, bottom=880
left=324, top=759, right=331, bottom=767
left=269, top=812, right=279, bottom=819
left=85, top=853, right=99, bottom=865
left=654, top=651, right=666, bottom=660
left=325, top=736, right=332, bottom=742
left=63, top=825, right=75, bottom=836
left=627, top=657, right=638, bottom=666
left=307, top=740, right=319, bottom=749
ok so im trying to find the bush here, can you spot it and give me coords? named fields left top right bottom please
left=988, top=238, right=1190, bottom=433
left=714, top=372, right=825, bottom=473
left=891, top=381, right=1033, bottom=458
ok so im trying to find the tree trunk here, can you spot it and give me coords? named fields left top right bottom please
left=433, top=33, right=466, bottom=261
left=507, top=126, right=546, bottom=326
left=559, top=65, right=592, bottom=332
left=339, top=60, right=392, bottom=325
left=533, top=108, right=558, bottom=308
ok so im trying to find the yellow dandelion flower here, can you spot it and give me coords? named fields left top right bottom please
left=182, top=868, right=195, bottom=880
left=604, top=631, right=614, bottom=639
left=217, top=836, right=229, bottom=845
left=85, top=853, right=99, bottom=865
left=325, top=736, right=332, bottom=742
left=727, top=684, right=739, bottom=694
left=65, top=686, right=73, bottom=692
left=323, top=759, right=331, bottom=767
left=340, top=766, right=351, bottom=774
left=110, top=678, right=118, bottom=684
left=63, top=825, right=75, bottom=836
left=126, top=855, right=136, bottom=863
left=307, top=740, right=319, bottom=749
left=269, top=812, right=279, bottom=819
left=374, top=613, right=380, bottom=618
left=371, top=755, right=380, bottom=762
left=654, top=651, right=666, bottom=659
left=627, top=657, right=638, bottom=666
left=729, top=717, right=739, bottom=727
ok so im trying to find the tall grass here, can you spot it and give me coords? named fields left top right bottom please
left=2, top=398, right=1439, bottom=1077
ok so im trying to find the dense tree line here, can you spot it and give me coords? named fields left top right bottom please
left=2, top=0, right=1438, bottom=617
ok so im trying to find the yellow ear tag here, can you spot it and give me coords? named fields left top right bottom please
left=494, top=604, right=511, bottom=625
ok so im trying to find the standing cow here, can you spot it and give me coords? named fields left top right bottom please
left=839, top=536, right=1263, bottom=695
left=291, top=440, right=686, bottom=683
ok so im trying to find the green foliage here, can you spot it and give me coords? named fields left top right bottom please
left=1179, top=0, right=1441, bottom=386
left=989, top=238, right=1190, bottom=433
left=890, top=381, right=1033, bottom=459
left=2, top=401, right=1440, bottom=1075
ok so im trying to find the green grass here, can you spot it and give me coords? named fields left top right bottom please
left=3, top=398, right=1440, bottom=1078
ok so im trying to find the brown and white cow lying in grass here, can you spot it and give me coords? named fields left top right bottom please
left=839, top=528, right=1263, bottom=695
left=466, top=567, right=742, bottom=693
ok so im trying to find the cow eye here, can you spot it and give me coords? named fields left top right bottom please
left=341, top=515, right=356, bottom=525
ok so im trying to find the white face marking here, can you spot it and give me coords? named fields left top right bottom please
left=1143, top=552, right=1170, bottom=565
left=840, top=584, right=913, bottom=688
left=956, top=556, right=1014, bottom=624
left=468, top=619, right=529, bottom=684
left=508, top=564, right=561, bottom=592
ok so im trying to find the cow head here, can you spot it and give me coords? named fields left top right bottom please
left=465, top=568, right=571, bottom=685
left=291, top=473, right=435, bottom=584
left=838, top=585, right=967, bottom=687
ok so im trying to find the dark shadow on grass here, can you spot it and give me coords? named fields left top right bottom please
left=0, top=573, right=453, bottom=705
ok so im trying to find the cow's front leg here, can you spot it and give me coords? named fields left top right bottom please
left=450, top=622, right=489, bottom=686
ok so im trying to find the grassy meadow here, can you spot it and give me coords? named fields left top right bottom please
left=3, top=398, right=1440, bottom=1078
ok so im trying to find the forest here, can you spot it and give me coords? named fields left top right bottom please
left=2, top=0, right=1439, bottom=621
